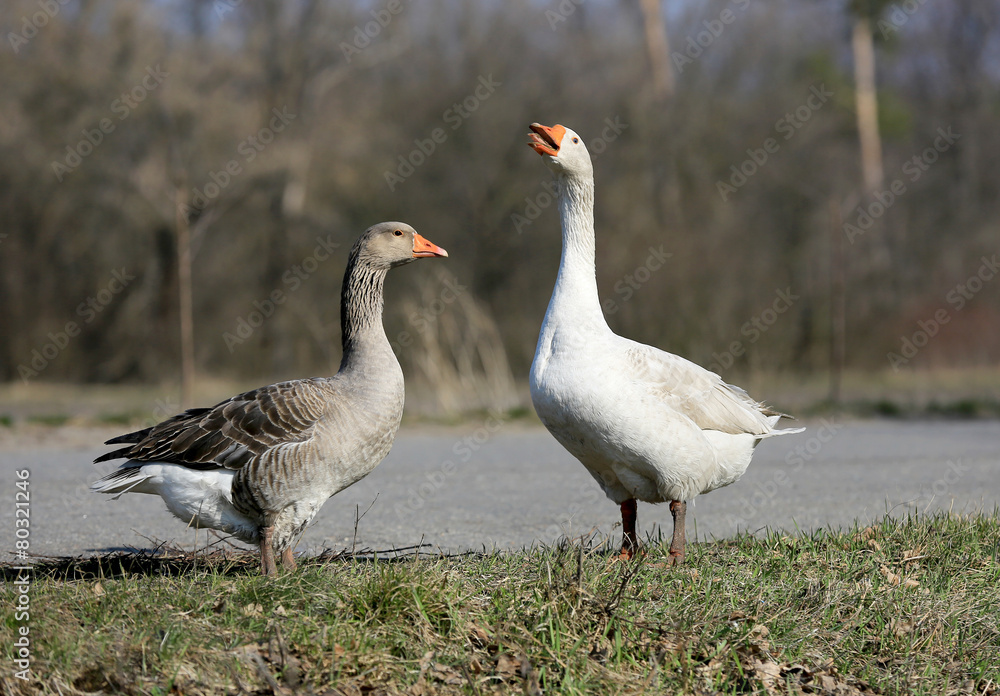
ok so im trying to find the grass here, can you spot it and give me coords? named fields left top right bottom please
left=3, top=513, right=998, bottom=695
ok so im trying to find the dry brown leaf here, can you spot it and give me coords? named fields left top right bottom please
left=242, top=602, right=264, bottom=616
left=274, top=604, right=287, bottom=616
left=416, top=650, right=435, bottom=682
left=812, top=656, right=834, bottom=671
left=858, top=526, right=876, bottom=541
left=467, top=623, right=491, bottom=648
left=749, top=623, right=771, bottom=639
left=428, top=662, right=464, bottom=685
left=495, top=653, right=519, bottom=679
left=867, top=539, right=882, bottom=551
left=879, top=565, right=901, bottom=586
left=891, top=619, right=915, bottom=636
left=753, top=659, right=782, bottom=695
left=521, top=655, right=542, bottom=696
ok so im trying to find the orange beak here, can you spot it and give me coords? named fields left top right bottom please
left=527, top=123, right=566, bottom=157
left=412, top=233, right=448, bottom=258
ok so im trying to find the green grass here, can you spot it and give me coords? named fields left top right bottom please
left=3, top=513, right=999, bottom=695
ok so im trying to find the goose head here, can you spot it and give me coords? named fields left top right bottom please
left=357, top=222, right=448, bottom=269
left=527, top=123, right=593, bottom=179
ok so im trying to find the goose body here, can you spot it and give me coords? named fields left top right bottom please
left=526, top=123, right=803, bottom=560
left=91, top=223, right=448, bottom=574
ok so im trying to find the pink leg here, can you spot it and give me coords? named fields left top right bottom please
left=618, top=499, right=639, bottom=560
left=259, top=526, right=277, bottom=576
left=667, top=500, right=686, bottom=565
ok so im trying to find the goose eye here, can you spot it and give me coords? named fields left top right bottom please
left=572, top=137, right=579, bottom=144
left=393, top=229, right=403, bottom=237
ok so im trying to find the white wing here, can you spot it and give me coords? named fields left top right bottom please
left=619, top=338, right=787, bottom=436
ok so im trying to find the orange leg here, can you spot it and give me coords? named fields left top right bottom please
left=259, top=526, right=277, bottom=576
left=667, top=500, right=686, bottom=565
left=618, top=499, right=638, bottom=560
left=280, top=546, right=297, bottom=571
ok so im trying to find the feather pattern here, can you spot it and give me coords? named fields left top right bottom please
left=91, top=222, right=445, bottom=571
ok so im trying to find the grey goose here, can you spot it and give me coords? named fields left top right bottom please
left=91, top=222, right=448, bottom=575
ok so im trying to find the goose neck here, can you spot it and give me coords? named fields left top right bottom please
left=339, top=257, right=390, bottom=370
left=553, top=173, right=601, bottom=314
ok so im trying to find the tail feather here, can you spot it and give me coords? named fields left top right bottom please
left=757, top=413, right=806, bottom=439
left=94, top=446, right=142, bottom=464
left=104, top=428, right=151, bottom=445
left=101, top=407, right=214, bottom=447
left=761, top=405, right=795, bottom=420
left=91, top=466, right=151, bottom=499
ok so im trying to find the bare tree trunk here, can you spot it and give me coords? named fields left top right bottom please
left=828, top=197, right=846, bottom=404
left=175, top=183, right=195, bottom=408
left=637, top=0, right=674, bottom=100
left=852, top=16, right=883, bottom=192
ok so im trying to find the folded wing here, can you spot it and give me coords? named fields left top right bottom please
left=94, top=378, right=331, bottom=470
left=623, top=341, right=786, bottom=436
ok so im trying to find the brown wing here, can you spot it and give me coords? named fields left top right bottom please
left=94, top=378, right=330, bottom=470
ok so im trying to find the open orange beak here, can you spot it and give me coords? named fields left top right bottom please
left=412, top=233, right=448, bottom=258
left=527, top=123, right=566, bottom=157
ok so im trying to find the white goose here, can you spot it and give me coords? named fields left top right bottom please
left=91, top=222, right=448, bottom=575
left=526, top=123, right=804, bottom=563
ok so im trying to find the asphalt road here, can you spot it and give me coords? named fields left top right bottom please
left=2, top=420, right=999, bottom=561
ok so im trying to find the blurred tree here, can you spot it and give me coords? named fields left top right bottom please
left=0, top=0, right=997, bottom=409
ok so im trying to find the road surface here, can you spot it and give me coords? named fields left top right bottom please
left=2, top=420, right=998, bottom=561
